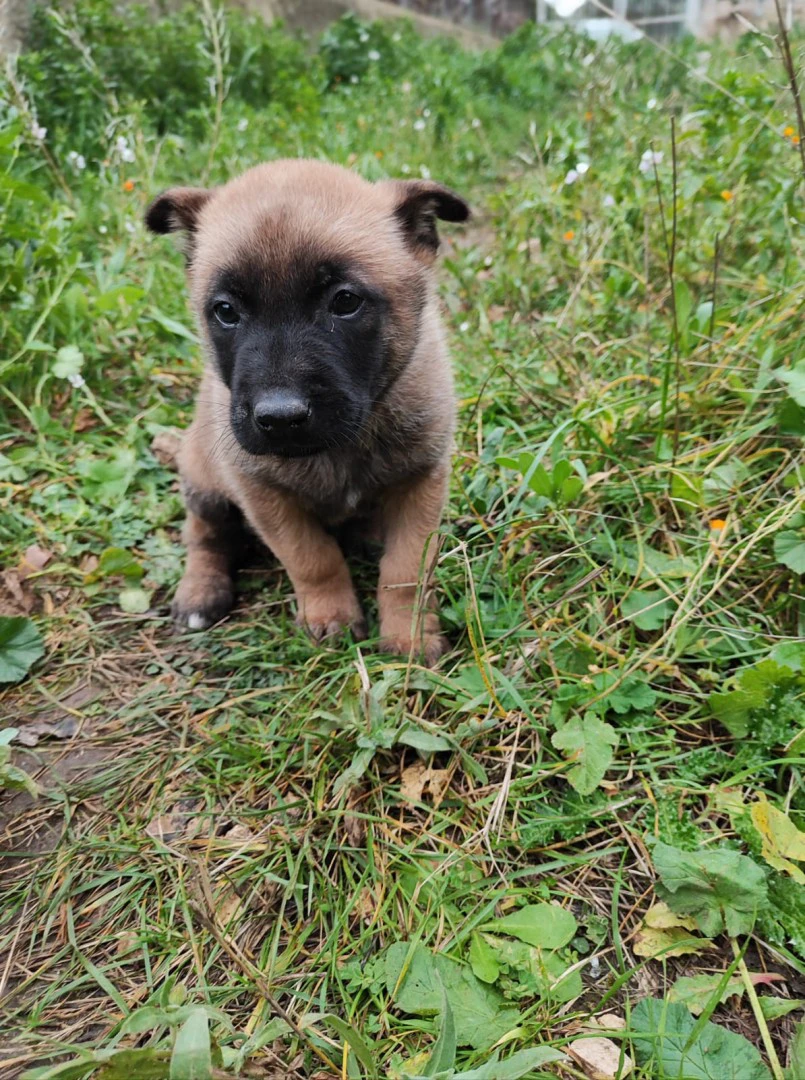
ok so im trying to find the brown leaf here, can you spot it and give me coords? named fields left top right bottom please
left=343, top=812, right=366, bottom=846
left=568, top=1037, right=633, bottom=1079
left=150, top=429, right=183, bottom=469
left=1, top=570, right=35, bottom=614
left=16, top=717, right=79, bottom=747
left=20, top=545, right=53, bottom=580
left=400, top=762, right=451, bottom=807
left=222, top=823, right=256, bottom=843
left=486, top=304, right=508, bottom=323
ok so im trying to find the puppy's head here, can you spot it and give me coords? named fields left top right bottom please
left=145, top=160, right=469, bottom=459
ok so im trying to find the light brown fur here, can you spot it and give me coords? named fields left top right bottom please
left=149, top=159, right=466, bottom=662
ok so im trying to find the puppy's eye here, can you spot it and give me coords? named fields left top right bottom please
left=330, top=290, right=363, bottom=317
left=212, top=301, right=240, bottom=328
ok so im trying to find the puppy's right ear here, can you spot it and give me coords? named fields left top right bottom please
left=144, top=187, right=211, bottom=236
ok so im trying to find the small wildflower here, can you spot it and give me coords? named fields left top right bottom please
left=484, top=255, right=493, bottom=267
left=31, top=123, right=47, bottom=141
left=392, top=32, right=401, bottom=42
left=647, top=97, right=657, bottom=109
left=123, top=179, right=135, bottom=192
left=237, top=117, right=249, bottom=132
left=603, top=194, right=616, bottom=208
left=67, top=372, right=86, bottom=389
left=576, top=161, right=590, bottom=175
left=794, top=135, right=801, bottom=145
left=359, top=30, right=369, bottom=42
left=423, top=108, right=431, bottom=118
left=350, top=75, right=359, bottom=85
left=471, top=117, right=481, bottom=129
left=124, top=220, right=135, bottom=234
left=400, top=163, right=410, bottom=174
left=784, top=125, right=795, bottom=137
left=413, top=118, right=426, bottom=131
left=401, top=81, right=412, bottom=94
left=419, top=164, right=431, bottom=179
left=709, top=518, right=727, bottom=538
left=584, top=110, right=593, bottom=121
left=368, top=49, right=380, bottom=61
left=67, top=151, right=86, bottom=170
left=563, top=230, right=575, bottom=242
left=459, top=321, right=470, bottom=332
left=720, top=189, right=733, bottom=201
left=564, top=168, right=579, bottom=186
left=99, top=225, right=108, bottom=234
left=375, top=150, right=383, bottom=159
left=639, top=149, right=663, bottom=174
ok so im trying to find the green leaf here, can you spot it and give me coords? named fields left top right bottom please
left=52, top=344, right=84, bottom=379
left=708, top=659, right=798, bottom=738
left=149, top=308, right=198, bottom=341
left=322, top=1014, right=379, bottom=1078
left=397, top=725, right=452, bottom=752
left=774, top=529, right=805, bottom=575
left=0, top=617, right=45, bottom=683
left=551, top=713, right=618, bottom=795
left=668, top=973, right=745, bottom=1015
left=622, top=588, right=673, bottom=631
left=469, top=933, right=500, bottom=984
left=426, top=980, right=457, bottom=1075
left=119, top=587, right=152, bottom=614
left=632, top=998, right=772, bottom=1079
left=651, top=840, right=767, bottom=937
left=590, top=672, right=657, bottom=714
left=169, top=1009, right=212, bottom=1080
left=481, top=903, right=577, bottom=950
left=788, top=1021, right=805, bottom=1078
left=758, top=997, right=803, bottom=1021
left=384, top=943, right=519, bottom=1050
left=527, top=463, right=553, bottom=498
left=775, top=364, right=805, bottom=407
left=86, top=547, right=145, bottom=583
left=455, top=1047, right=567, bottom=1079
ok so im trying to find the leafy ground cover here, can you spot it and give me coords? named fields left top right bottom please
left=1, top=2, right=805, bottom=1076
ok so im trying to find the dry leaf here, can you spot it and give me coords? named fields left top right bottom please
left=587, top=1014, right=626, bottom=1032
left=20, top=545, right=53, bottom=579
left=1, top=569, right=35, bottom=614
left=643, top=902, right=698, bottom=931
left=486, top=304, right=508, bottom=323
left=146, top=813, right=184, bottom=843
left=73, top=407, right=97, bottom=432
left=633, top=924, right=713, bottom=959
left=222, top=823, right=256, bottom=843
left=16, top=717, right=79, bottom=747
left=751, top=796, right=805, bottom=884
left=343, top=812, right=366, bottom=846
left=400, top=762, right=451, bottom=807
left=568, top=1036, right=633, bottom=1079
left=216, top=887, right=242, bottom=926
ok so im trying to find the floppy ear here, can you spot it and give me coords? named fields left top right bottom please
left=385, top=180, right=470, bottom=257
left=144, top=187, right=212, bottom=236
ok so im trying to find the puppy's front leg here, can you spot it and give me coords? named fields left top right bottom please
left=240, top=482, right=366, bottom=642
left=377, top=468, right=449, bottom=666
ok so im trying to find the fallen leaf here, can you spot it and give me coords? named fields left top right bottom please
left=16, top=716, right=79, bottom=747
left=759, top=997, right=804, bottom=1021
left=150, top=429, right=183, bottom=469
left=644, top=902, right=698, bottom=931
left=751, top=796, right=805, bottom=884
left=1, top=570, right=35, bottom=615
left=585, top=1014, right=626, bottom=1032
left=222, top=823, right=256, bottom=843
left=343, top=812, right=366, bottom=846
left=669, top=974, right=746, bottom=1015
left=633, top=925, right=713, bottom=960
left=400, top=762, right=451, bottom=807
left=482, top=902, right=577, bottom=949
left=19, top=545, right=53, bottom=579
left=567, top=1036, right=633, bottom=1079
left=146, top=813, right=184, bottom=843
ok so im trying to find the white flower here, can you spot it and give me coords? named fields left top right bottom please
left=124, top=220, right=135, bottom=234
left=115, top=136, right=129, bottom=152
left=31, top=123, right=47, bottom=141
left=564, top=169, right=579, bottom=185
left=423, top=108, right=431, bottom=118
left=647, top=97, right=657, bottom=109
left=67, top=151, right=86, bottom=170
left=639, top=149, right=663, bottom=174
left=400, top=163, right=411, bottom=174
left=237, top=118, right=249, bottom=132
left=484, top=255, right=493, bottom=267
left=413, top=118, right=426, bottom=131
left=392, top=32, right=401, bottom=41
left=471, top=117, right=481, bottom=129
left=359, top=31, right=369, bottom=42
left=459, top=321, right=470, bottom=332
left=350, top=74, right=359, bottom=84
left=401, top=81, right=412, bottom=94
left=419, top=164, right=431, bottom=179
left=120, top=147, right=135, bottom=163
left=368, top=49, right=380, bottom=61
left=603, top=194, right=616, bottom=208
left=99, top=225, right=108, bottom=234
left=575, top=161, right=590, bottom=175
left=67, top=372, right=85, bottom=388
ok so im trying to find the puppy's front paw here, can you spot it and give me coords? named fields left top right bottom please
left=296, top=588, right=366, bottom=643
left=172, top=572, right=234, bottom=631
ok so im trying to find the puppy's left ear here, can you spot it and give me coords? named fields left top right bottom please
left=144, top=187, right=212, bottom=236
left=384, top=180, right=470, bottom=258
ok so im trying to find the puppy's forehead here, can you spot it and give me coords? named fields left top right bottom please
left=192, top=161, right=405, bottom=292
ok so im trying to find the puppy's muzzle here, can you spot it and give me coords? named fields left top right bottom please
left=252, top=390, right=312, bottom=434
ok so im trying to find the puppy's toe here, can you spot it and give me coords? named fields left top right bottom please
left=172, top=574, right=234, bottom=631
left=295, top=592, right=366, bottom=644
left=378, top=632, right=450, bottom=667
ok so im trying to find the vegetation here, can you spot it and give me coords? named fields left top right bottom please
left=1, top=1, right=805, bottom=1076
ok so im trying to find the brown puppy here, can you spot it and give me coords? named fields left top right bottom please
left=145, top=159, right=468, bottom=664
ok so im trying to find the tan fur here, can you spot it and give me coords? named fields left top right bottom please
left=158, top=159, right=463, bottom=662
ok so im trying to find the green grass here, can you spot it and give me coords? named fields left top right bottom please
left=1, top=2, right=805, bottom=1077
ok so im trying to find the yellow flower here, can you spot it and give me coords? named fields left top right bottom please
left=710, top=519, right=727, bottom=530
left=720, top=190, right=733, bottom=201
left=563, top=230, right=575, bottom=242
left=123, top=179, right=135, bottom=192
left=784, top=125, right=795, bottom=137
left=794, top=135, right=801, bottom=145
left=584, top=110, right=593, bottom=121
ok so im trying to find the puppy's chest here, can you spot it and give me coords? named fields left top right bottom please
left=295, top=456, right=391, bottom=525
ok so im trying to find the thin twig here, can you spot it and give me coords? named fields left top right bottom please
left=772, top=0, right=805, bottom=183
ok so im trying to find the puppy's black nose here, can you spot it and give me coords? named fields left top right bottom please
left=253, top=391, right=311, bottom=432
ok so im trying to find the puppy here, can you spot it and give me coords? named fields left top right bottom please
left=145, top=159, right=469, bottom=664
